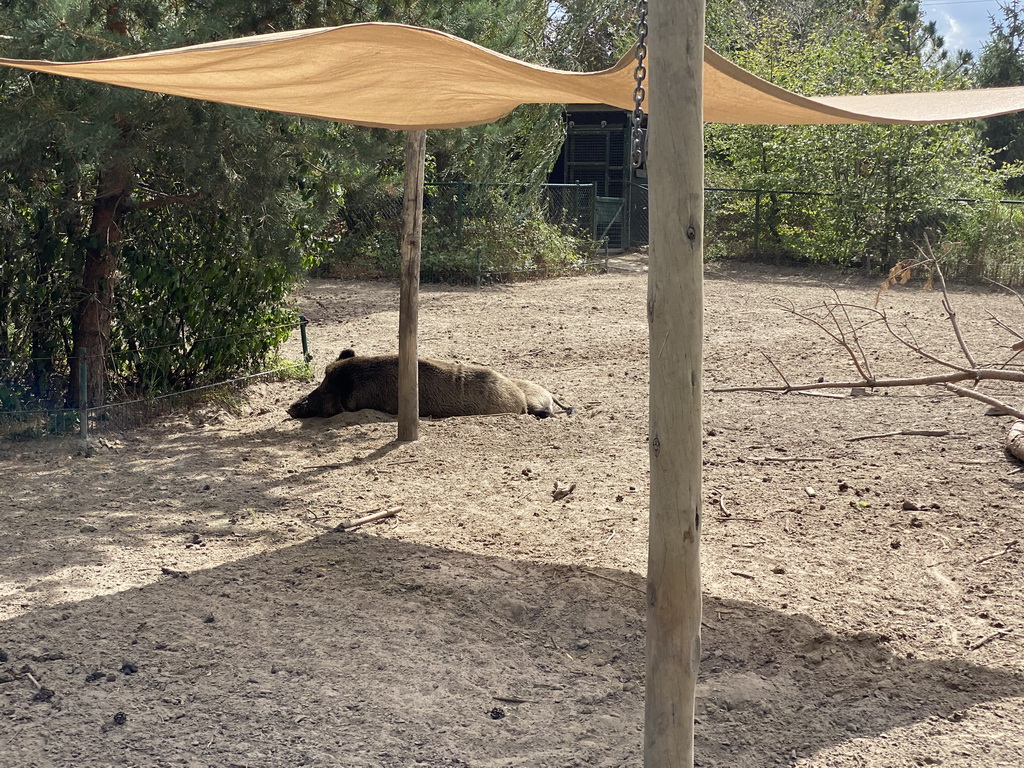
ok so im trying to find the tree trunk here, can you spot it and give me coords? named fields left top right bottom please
left=1007, top=421, right=1024, bottom=463
left=69, top=163, right=132, bottom=408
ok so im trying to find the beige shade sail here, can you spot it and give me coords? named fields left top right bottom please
left=2, top=22, right=1024, bottom=128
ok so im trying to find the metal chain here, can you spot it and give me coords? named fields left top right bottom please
left=630, top=0, right=649, bottom=169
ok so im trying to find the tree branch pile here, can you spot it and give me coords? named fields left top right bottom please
left=709, top=242, right=1024, bottom=462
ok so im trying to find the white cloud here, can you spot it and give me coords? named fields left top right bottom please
left=935, top=10, right=968, bottom=51
left=924, top=3, right=997, bottom=54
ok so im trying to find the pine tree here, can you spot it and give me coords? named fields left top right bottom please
left=977, top=1, right=1024, bottom=193
left=0, top=1, right=562, bottom=410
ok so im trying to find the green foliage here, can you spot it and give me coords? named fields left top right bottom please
left=546, top=0, right=637, bottom=70
left=320, top=182, right=595, bottom=283
left=0, top=0, right=578, bottom=416
left=707, top=0, right=868, bottom=53
left=705, top=21, right=1012, bottom=271
left=425, top=194, right=594, bottom=283
left=941, top=200, right=1024, bottom=284
left=977, top=2, right=1024, bottom=193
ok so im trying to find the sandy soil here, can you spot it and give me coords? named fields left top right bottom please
left=1, top=260, right=1023, bottom=768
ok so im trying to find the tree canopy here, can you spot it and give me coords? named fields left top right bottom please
left=0, top=0, right=569, bottom=415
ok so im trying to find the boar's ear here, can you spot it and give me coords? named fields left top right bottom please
left=338, top=349, right=356, bottom=360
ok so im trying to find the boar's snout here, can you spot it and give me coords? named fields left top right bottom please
left=287, top=395, right=313, bottom=419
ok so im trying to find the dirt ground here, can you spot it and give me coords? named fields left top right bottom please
left=2, top=259, right=1023, bottom=768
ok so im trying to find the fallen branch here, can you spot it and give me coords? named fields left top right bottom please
left=582, top=568, right=645, bottom=595
left=773, top=295, right=879, bottom=381
left=746, top=455, right=824, bottom=463
left=492, top=694, right=537, bottom=704
left=975, top=539, right=1019, bottom=565
left=722, top=249, right=1024, bottom=462
left=711, top=489, right=729, bottom=516
left=847, top=429, right=950, bottom=442
left=944, top=383, right=1024, bottom=420
left=761, top=351, right=791, bottom=389
left=708, top=367, right=1024, bottom=394
left=336, top=506, right=402, bottom=531
left=969, top=628, right=1013, bottom=651
left=923, top=244, right=979, bottom=369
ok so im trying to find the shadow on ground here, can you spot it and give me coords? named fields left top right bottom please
left=1, top=533, right=1021, bottom=768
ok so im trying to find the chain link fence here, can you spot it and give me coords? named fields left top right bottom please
left=323, top=182, right=612, bottom=284
left=13, top=183, right=1024, bottom=438
left=0, top=319, right=312, bottom=440
left=623, top=184, right=1024, bottom=285
left=703, top=187, right=1024, bottom=284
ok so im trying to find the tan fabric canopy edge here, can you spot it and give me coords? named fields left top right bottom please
left=3, top=22, right=1024, bottom=129
left=0, top=23, right=634, bottom=129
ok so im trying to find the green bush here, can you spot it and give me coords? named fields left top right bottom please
left=941, top=201, right=1024, bottom=284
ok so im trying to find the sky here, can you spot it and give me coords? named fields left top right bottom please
left=921, top=0, right=1011, bottom=55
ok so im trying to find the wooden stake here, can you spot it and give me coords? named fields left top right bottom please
left=645, top=0, right=704, bottom=764
left=398, top=130, right=426, bottom=443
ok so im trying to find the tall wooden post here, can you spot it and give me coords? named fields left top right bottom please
left=644, top=0, right=704, bottom=765
left=398, top=130, right=427, bottom=442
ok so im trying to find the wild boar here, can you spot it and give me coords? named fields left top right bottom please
left=288, top=349, right=569, bottom=420
left=510, top=378, right=575, bottom=419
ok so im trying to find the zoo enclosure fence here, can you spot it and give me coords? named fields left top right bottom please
left=10, top=186, right=1024, bottom=436
left=343, top=181, right=1024, bottom=286
left=699, top=187, right=1024, bottom=285
left=336, top=182, right=615, bottom=284
left=0, top=318, right=313, bottom=440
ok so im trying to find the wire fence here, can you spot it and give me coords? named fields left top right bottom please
left=621, top=184, right=1024, bottom=285
left=0, top=318, right=313, bottom=440
left=701, top=187, right=1024, bottom=284
left=324, top=182, right=613, bottom=283
left=10, top=183, right=1024, bottom=439
left=324, top=179, right=1024, bottom=286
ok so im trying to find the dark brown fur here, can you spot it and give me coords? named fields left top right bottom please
left=288, top=350, right=567, bottom=420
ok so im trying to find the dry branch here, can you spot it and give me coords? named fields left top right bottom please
left=721, top=244, right=1024, bottom=460
left=969, top=628, right=1013, bottom=651
left=761, top=351, right=791, bottom=389
left=336, top=506, right=402, bottom=531
left=847, top=429, right=950, bottom=442
left=975, top=539, right=1019, bottom=565
left=916, top=243, right=979, bottom=369
left=944, top=384, right=1024, bottom=421
left=582, top=568, right=645, bottom=595
left=709, top=368, right=1024, bottom=395
left=746, top=455, right=825, bottom=462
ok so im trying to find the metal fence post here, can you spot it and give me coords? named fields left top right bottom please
left=456, top=181, right=464, bottom=244
left=476, top=246, right=483, bottom=286
left=299, top=315, right=312, bottom=363
left=753, top=190, right=762, bottom=260
left=77, top=347, right=88, bottom=442
left=624, top=181, right=632, bottom=249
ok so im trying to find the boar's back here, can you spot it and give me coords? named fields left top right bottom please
left=339, top=355, right=528, bottom=418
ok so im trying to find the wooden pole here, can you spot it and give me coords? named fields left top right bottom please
left=398, top=129, right=427, bottom=442
left=644, top=0, right=704, bottom=764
